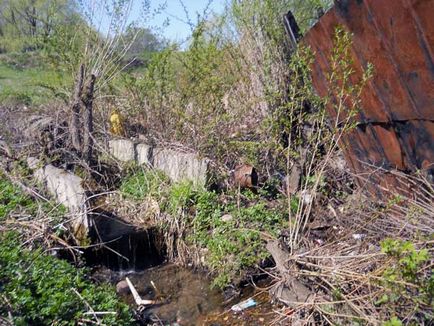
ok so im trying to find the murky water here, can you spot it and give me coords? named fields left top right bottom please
left=85, top=210, right=279, bottom=325
left=92, top=263, right=279, bottom=326
left=119, top=264, right=223, bottom=324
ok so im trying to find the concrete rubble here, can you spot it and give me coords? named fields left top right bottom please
left=27, top=157, right=90, bottom=242
left=109, top=138, right=209, bottom=185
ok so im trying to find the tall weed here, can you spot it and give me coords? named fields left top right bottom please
left=122, top=0, right=332, bottom=174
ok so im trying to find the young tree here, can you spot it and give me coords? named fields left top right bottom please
left=0, top=0, right=79, bottom=51
left=121, top=26, right=165, bottom=59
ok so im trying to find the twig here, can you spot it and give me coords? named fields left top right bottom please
left=125, top=277, right=155, bottom=306
left=72, top=288, right=103, bottom=325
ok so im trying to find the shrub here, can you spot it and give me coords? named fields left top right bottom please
left=120, top=0, right=333, bottom=174
left=379, top=239, right=433, bottom=309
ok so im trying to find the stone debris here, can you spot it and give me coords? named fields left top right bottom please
left=284, top=164, right=301, bottom=195
left=221, top=214, right=233, bottom=222
left=109, top=138, right=135, bottom=162
left=116, top=280, right=129, bottom=295
left=136, top=143, right=153, bottom=166
left=28, top=157, right=90, bottom=242
left=108, top=138, right=209, bottom=185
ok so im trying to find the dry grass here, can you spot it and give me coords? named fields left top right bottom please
left=269, top=170, right=433, bottom=325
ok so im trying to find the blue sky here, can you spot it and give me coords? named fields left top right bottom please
left=137, top=0, right=226, bottom=42
left=91, top=0, right=226, bottom=47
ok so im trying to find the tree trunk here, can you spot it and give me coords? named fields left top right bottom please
left=30, top=5, right=36, bottom=37
left=82, top=74, right=96, bottom=163
left=70, top=64, right=84, bottom=152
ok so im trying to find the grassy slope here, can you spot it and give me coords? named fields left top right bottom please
left=0, top=57, right=69, bottom=106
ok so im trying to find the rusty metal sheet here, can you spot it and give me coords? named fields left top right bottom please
left=303, top=0, right=434, bottom=197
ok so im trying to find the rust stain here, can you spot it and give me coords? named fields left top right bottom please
left=303, top=0, right=434, bottom=197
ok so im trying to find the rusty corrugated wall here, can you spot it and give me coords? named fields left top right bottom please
left=303, top=0, right=434, bottom=197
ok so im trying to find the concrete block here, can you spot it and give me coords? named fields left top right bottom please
left=30, top=159, right=89, bottom=242
left=109, top=139, right=135, bottom=162
left=136, top=143, right=153, bottom=166
left=153, top=148, right=209, bottom=185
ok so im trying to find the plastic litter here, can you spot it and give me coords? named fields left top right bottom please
left=352, top=233, right=366, bottom=240
left=231, top=298, right=257, bottom=312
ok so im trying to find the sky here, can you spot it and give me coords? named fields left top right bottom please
left=133, top=0, right=226, bottom=42
left=158, top=1, right=225, bottom=41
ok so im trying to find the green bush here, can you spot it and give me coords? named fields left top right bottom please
left=120, top=0, right=333, bottom=173
left=377, top=239, right=433, bottom=322
left=0, top=232, right=132, bottom=325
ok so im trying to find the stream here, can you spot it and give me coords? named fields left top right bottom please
left=84, top=212, right=279, bottom=325
left=92, top=264, right=277, bottom=325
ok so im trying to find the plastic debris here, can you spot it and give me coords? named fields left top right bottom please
left=300, top=190, right=313, bottom=205
left=352, top=234, right=366, bottom=240
left=231, top=298, right=257, bottom=312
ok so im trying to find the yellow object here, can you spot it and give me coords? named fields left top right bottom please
left=109, top=111, right=125, bottom=136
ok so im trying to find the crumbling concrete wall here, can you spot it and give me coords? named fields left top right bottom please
left=153, top=148, right=208, bottom=185
left=109, top=138, right=136, bottom=162
left=28, top=157, right=90, bottom=242
left=136, top=143, right=153, bottom=166
left=108, top=139, right=209, bottom=185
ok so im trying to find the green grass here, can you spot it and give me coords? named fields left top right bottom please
left=0, top=60, right=69, bottom=106
left=0, top=177, right=34, bottom=219
left=0, top=175, right=66, bottom=225
left=119, top=168, right=170, bottom=200
left=0, top=176, right=133, bottom=325
left=191, top=189, right=288, bottom=288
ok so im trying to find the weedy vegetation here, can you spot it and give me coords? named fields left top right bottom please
left=1, top=0, right=432, bottom=325
left=0, top=177, right=133, bottom=325
left=119, top=167, right=289, bottom=288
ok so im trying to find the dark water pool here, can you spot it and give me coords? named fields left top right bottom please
left=84, top=212, right=278, bottom=325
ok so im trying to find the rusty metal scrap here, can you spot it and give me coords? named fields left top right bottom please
left=302, top=0, right=434, bottom=197
left=233, top=164, right=258, bottom=189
